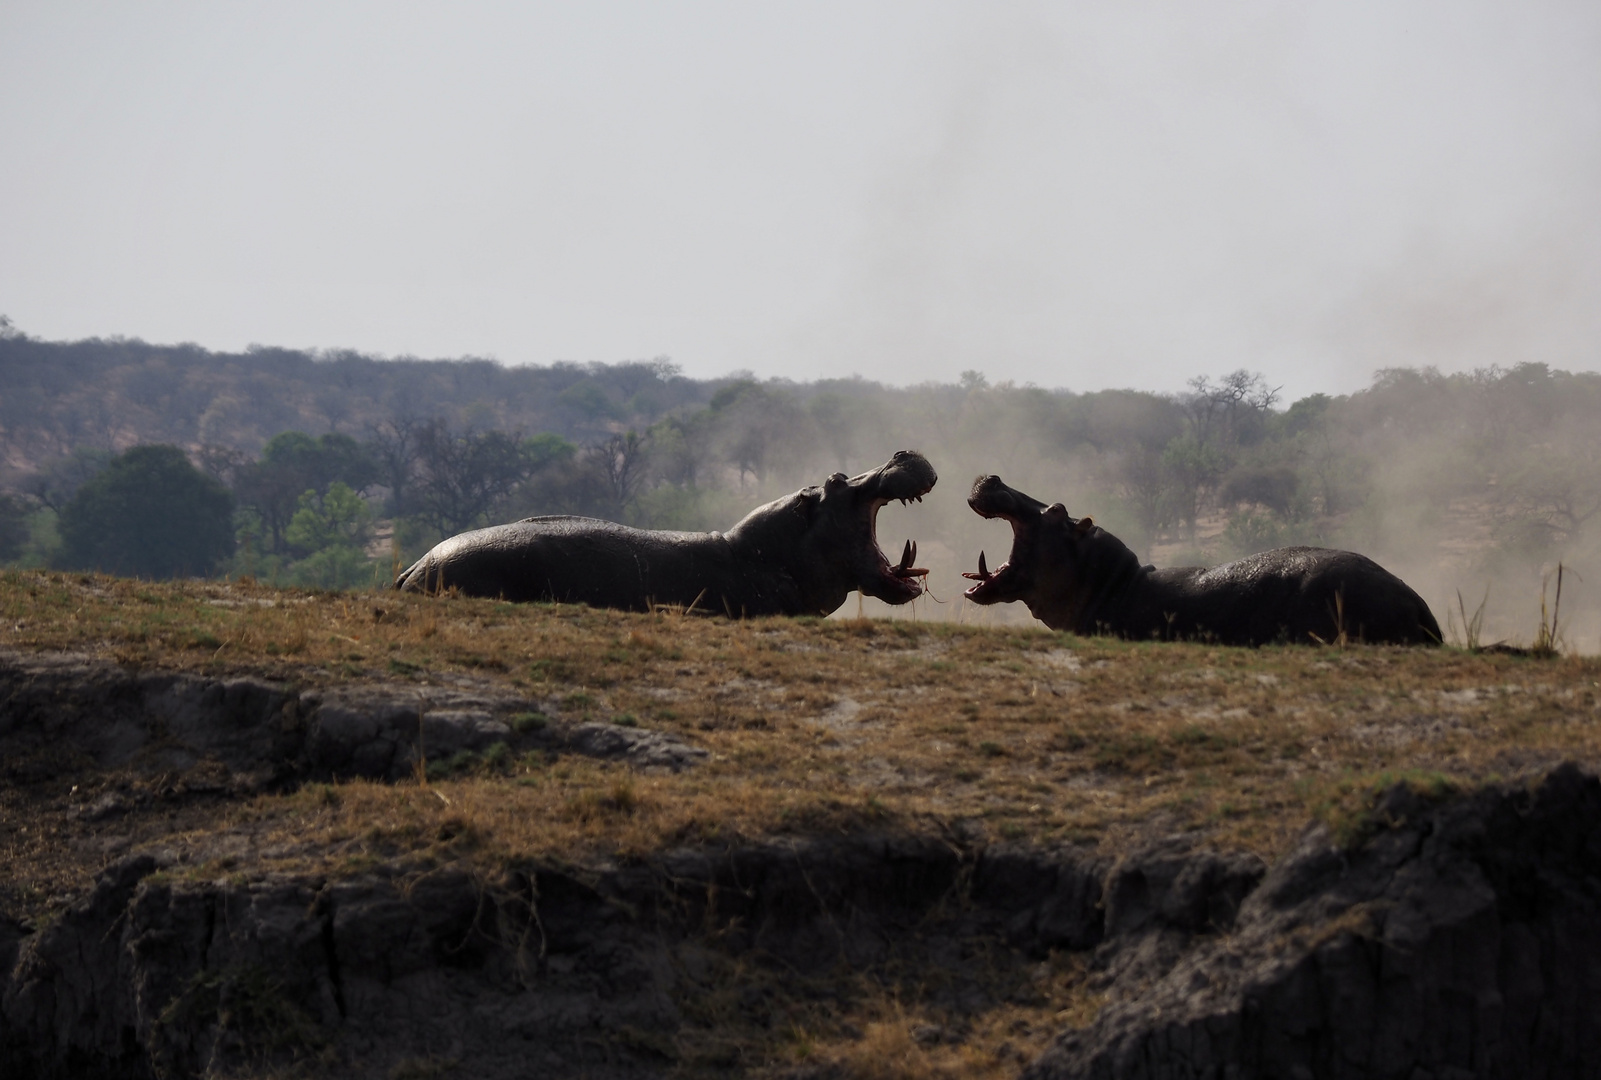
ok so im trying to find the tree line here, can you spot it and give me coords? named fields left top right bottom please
left=2, top=319, right=1598, bottom=646
left=0, top=322, right=712, bottom=464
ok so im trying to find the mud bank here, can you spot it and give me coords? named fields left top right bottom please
left=3, top=651, right=1601, bottom=1078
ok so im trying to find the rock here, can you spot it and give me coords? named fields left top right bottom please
left=1101, top=839, right=1265, bottom=938
left=568, top=722, right=709, bottom=771
left=1025, top=764, right=1601, bottom=1080
left=0, top=649, right=708, bottom=788
left=975, top=843, right=1111, bottom=953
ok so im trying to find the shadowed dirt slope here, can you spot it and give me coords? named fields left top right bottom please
left=1028, top=763, right=1601, bottom=1080
left=5, top=755, right=1601, bottom=1078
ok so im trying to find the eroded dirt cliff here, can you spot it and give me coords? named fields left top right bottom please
left=3, top=641, right=1601, bottom=1078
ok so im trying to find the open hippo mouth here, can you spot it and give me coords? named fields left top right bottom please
left=962, top=474, right=1047, bottom=604
left=852, top=450, right=938, bottom=604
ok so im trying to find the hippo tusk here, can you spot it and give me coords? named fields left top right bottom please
left=891, top=539, right=930, bottom=579
left=962, top=550, right=993, bottom=582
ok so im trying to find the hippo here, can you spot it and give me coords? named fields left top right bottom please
left=394, top=450, right=936, bottom=616
left=961, top=475, right=1441, bottom=646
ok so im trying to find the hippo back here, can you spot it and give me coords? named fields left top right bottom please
left=395, top=517, right=751, bottom=609
left=1142, top=547, right=1441, bottom=645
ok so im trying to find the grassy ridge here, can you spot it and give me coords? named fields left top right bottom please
left=4, top=568, right=1599, bottom=866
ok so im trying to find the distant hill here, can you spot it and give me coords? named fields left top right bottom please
left=0, top=332, right=725, bottom=471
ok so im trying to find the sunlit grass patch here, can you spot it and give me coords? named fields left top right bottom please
left=1297, top=768, right=1461, bottom=849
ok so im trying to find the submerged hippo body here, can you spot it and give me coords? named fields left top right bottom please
left=962, top=475, right=1440, bottom=646
left=395, top=451, right=937, bottom=616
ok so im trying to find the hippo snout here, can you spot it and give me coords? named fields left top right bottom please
left=968, top=475, right=1044, bottom=519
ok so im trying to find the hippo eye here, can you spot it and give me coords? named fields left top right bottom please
left=826, top=473, right=848, bottom=489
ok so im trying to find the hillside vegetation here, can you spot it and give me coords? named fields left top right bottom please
left=3, top=327, right=1598, bottom=651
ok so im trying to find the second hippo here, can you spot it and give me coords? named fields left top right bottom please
left=962, top=474, right=1440, bottom=646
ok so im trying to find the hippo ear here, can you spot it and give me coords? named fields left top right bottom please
left=1073, top=516, right=1095, bottom=535
left=793, top=488, right=823, bottom=520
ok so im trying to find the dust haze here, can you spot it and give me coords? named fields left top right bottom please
left=775, top=368, right=1601, bottom=656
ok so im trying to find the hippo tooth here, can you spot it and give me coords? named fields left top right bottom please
left=898, top=539, right=914, bottom=570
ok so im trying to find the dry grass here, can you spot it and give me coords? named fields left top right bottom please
left=4, top=568, right=1600, bottom=866
left=768, top=955, right=1105, bottom=1080
left=648, top=924, right=1106, bottom=1079
left=4, top=568, right=1601, bottom=1076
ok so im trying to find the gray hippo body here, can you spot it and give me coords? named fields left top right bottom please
left=962, top=475, right=1440, bottom=646
left=395, top=451, right=936, bottom=616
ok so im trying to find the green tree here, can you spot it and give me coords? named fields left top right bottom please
left=57, top=445, right=235, bottom=578
left=523, top=431, right=578, bottom=472
left=284, top=482, right=377, bottom=589
left=286, top=482, right=372, bottom=553
left=233, top=432, right=378, bottom=554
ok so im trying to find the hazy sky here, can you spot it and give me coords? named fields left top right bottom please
left=3, top=1, right=1598, bottom=401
